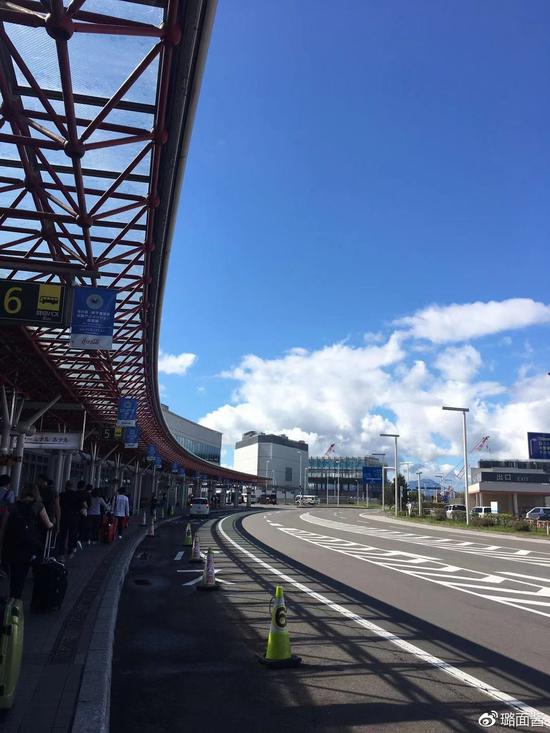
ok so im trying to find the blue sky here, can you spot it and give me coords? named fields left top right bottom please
left=158, top=1, right=550, bottom=474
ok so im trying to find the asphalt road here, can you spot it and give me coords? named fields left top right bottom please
left=111, top=509, right=550, bottom=733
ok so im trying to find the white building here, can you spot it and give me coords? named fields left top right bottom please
left=161, top=404, right=222, bottom=464
left=234, top=432, right=308, bottom=489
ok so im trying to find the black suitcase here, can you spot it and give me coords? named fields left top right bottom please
left=31, top=530, right=68, bottom=612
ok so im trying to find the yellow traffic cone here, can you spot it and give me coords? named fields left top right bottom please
left=190, top=533, right=202, bottom=563
left=140, top=511, right=147, bottom=527
left=147, top=518, right=155, bottom=537
left=184, top=522, right=193, bottom=546
left=259, top=586, right=301, bottom=667
left=197, top=548, right=219, bottom=591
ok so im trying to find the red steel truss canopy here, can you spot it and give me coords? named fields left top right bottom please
left=0, top=0, right=259, bottom=483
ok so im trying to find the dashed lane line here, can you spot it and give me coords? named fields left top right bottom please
left=218, top=516, right=550, bottom=728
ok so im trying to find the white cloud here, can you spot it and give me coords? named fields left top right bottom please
left=158, top=350, right=197, bottom=375
left=394, top=299, right=550, bottom=344
left=198, top=298, right=550, bottom=475
left=434, top=345, right=482, bottom=382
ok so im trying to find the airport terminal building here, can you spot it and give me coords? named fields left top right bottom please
left=234, top=432, right=309, bottom=489
left=469, top=459, right=550, bottom=515
left=161, top=404, right=222, bottom=464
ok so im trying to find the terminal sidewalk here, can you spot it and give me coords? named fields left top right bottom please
left=0, top=511, right=176, bottom=733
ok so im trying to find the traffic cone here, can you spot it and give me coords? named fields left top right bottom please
left=140, top=511, right=147, bottom=527
left=190, top=533, right=202, bottom=563
left=147, top=518, right=155, bottom=537
left=197, top=548, right=219, bottom=591
left=184, top=522, right=193, bottom=546
left=259, top=586, right=301, bottom=667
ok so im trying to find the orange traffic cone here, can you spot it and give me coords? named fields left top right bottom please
left=197, top=548, right=219, bottom=591
left=259, top=586, right=301, bottom=667
left=190, top=533, right=202, bottom=563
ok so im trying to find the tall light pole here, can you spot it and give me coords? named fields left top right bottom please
left=435, top=473, right=443, bottom=503
left=380, top=433, right=399, bottom=516
left=297, top=451, right=303, bottom=492
left=442, top=406, right=470, bottom=525
left=372, top=453, right=386, bottom=509
left=336, top=457, right=340, bottom=507
left=416, top=470, right=422, bottom=516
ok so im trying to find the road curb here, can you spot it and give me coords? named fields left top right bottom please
left=70, top=515, right=181, bottom=733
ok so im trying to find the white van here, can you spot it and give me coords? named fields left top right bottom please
left=295, top=495, right=320, bottom=506
left=471, top=506, right=495, bottom=517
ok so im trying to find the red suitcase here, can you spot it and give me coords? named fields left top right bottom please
left=100, top=514, right=116, bottom=543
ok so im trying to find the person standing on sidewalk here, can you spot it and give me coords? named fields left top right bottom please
left=57, top=481, right=83, bottom=560
left=111, top=487, right=129, bottom=539
left=0, top=484, right=54, bottom=598
left=87, top=488, right=109, bottom=543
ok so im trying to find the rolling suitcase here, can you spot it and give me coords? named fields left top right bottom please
left=100, top=513, right=116, bottom=543
left=0, top=597, right=24, bottom=709
left=31, top=530, right=68, bottom=612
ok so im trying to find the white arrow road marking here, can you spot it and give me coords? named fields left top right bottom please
left=178, top=569, right=233, bottom=586
left=218, top=516, right=550, bottom=728
left=174, top=551, right=184, bottom=561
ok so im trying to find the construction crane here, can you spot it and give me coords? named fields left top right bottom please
left=445, top=435, right=490, bottom=481
left=324, top=443, right=336, bottom=456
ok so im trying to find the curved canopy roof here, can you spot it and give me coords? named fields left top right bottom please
left=0, top=0, right=260, bottom=483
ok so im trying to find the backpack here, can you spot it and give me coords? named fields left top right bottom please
left=3, top=502, right=42, bottom=562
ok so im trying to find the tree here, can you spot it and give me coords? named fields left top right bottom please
left=385, top=473, right=408, bottom=508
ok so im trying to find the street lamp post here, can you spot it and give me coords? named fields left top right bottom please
left=380, top=433, right=399, bottom=517
left=416, top=470, right=422, bottom=516
left=372, top=453, right=386, bottom=509
left=442, top=406, right=470, bottom=525
left=297, top=451, right=303, bottom=493
left=434, top=473, right=443, bottom=503
left=336, top=457, right=340, bottom=507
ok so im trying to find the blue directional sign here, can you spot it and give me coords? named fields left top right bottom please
left=362, top=466, right=383, bottom=485
left=146, top=445, right=157, bottom=462
left=155, top=455, right=162, bottom=469
left=528, top=432, right=550, bottom=460
left=70, top=286, right=116, bottom=350
left=171, top=462, right=179, bottom=474
left=116, top=397, right=137, bottom=427
left=123, top=426, right=139, bottom=448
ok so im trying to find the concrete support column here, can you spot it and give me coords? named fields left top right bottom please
left=62, top=451, right=73, bottom=484
left=513, top=493, right=519, bottom=517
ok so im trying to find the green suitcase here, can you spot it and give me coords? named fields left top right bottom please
left=0, top=598, right=24, bottom=709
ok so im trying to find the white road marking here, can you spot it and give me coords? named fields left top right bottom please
left=217, top=516, right=550, bottom=727
left=278, top=526, right=550, bottom=619
left=174, top=551, right=184, bottom=561
left=502, top=571, right=550, bottom=584
left=301, top=513, right=550, bottom=568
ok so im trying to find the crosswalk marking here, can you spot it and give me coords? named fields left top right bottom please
left=279, top=526, right=550, bottom=619
left=299, top=512, right=550, bottom=568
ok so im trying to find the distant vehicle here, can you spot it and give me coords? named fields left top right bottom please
left=471, top=506, right=495, bottom=517
left=189, top=497, right=209, bottom=516
left=525, top=507, right=550, bottom=521
left=258, top=493, right=277, bottom=505
left=295, top=494, right=320, bottom=506
left=445, top=504, right=466, bottom=519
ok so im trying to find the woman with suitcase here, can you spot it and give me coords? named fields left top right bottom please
left=0, top=484, right=54, bottom=599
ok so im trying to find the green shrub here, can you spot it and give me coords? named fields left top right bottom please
left=430, top=509, right=446, bottom=521
left=511, top=520, right=531, bottom=532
